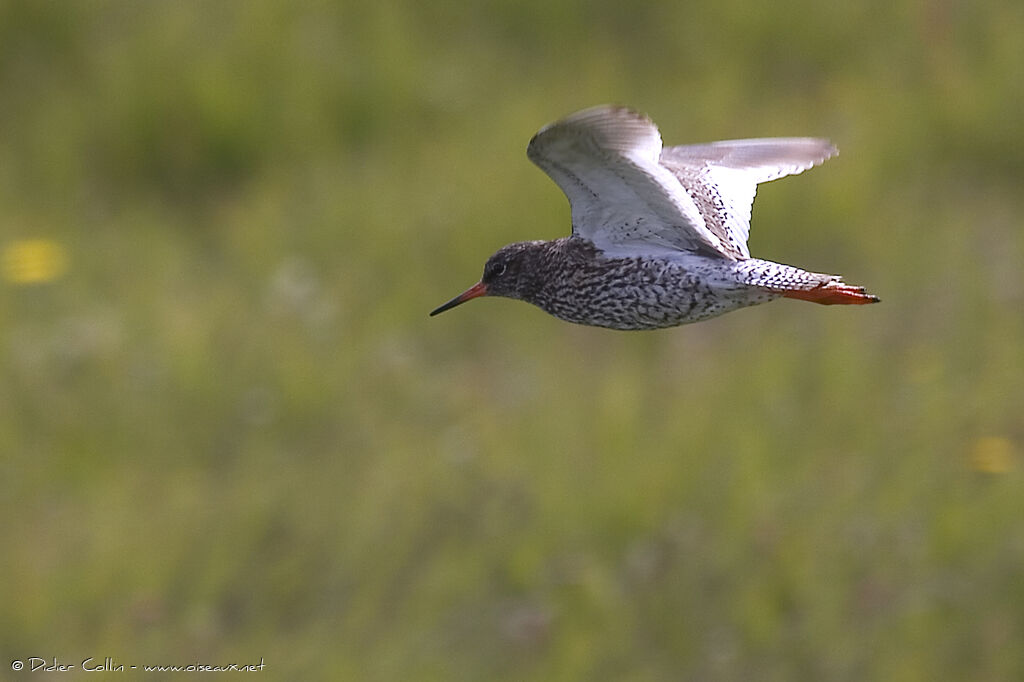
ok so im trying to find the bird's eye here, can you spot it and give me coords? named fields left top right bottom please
left=494, top=264, right=507, bottom=276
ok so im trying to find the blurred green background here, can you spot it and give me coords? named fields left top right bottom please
left=2, top=1, right=1022, bottom=680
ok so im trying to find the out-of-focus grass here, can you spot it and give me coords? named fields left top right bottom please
left=2, top=1, right=1023, bottom=680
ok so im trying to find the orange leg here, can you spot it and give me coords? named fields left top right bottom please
left=781, top=281, right=880, bottom=305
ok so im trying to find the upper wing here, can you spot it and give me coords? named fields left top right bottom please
left=527, top=106, right=730, bottom=259
left=660, top=138, right=837, bottom=258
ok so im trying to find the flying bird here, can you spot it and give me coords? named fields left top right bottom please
left=431, top=105, right=878, bottom=330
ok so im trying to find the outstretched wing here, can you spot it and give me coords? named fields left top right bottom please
left=527, top=106, right=730, bottom=259
left=660, top=138, right=837, bottom=258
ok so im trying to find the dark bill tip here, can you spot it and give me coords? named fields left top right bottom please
left=429, top=281, right=488, bottom=317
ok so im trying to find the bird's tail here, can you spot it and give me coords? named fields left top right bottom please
left=736, top=259, right=880, bottom=305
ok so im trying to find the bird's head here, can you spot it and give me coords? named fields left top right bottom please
left=429, top=242, right=543, bottom=316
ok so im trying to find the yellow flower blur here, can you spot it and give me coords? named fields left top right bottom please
left=2, top=239, right=68, bottom=284
left=970, top=437, right=1016, bottom=474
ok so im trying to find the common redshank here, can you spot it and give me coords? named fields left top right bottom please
left=430, top=105, right=878, bottom=330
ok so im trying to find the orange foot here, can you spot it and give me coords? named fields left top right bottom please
left=782, top=281, right=880, bottom=305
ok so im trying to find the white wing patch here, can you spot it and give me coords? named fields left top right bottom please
left=527, top=107, right=728, bottom=259
left=528, top=107, right=837, bottom=260
left=660, top=138, right=837, bottom=258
